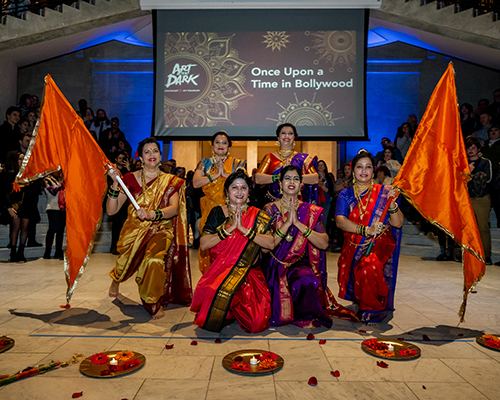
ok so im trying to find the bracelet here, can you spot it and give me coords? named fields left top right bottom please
left=245, top=229, right=257, bottom=241
left=388, top=205, right=399, bottom=214
left=276, top=229, right=286, bottom=238
left=303, top=227, right=313, bottom=238
left=216, top=226, right=228, bottom=241
left=356, top=224, right=367, bottom=236
left=207, top=174, right=213, bottom=183
left=272, top=174, right=280, bottom=182
left=152, top=209, right=163, bottom=221
left=108, top=187, right=119, bottom=199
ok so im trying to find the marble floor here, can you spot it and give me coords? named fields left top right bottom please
left=1, top=251, right=500, bottom=400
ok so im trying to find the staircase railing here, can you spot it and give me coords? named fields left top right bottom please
left=1, top=0, right=100, bottom=21
left=406, top=0, right=500, bottom=20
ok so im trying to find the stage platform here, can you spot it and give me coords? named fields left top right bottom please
left=0, top=251, right=499, bottom=399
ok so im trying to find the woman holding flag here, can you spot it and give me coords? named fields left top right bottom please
left=107, top=137, right=192, bottom=320
left=335, top=150, right=403, bottom=324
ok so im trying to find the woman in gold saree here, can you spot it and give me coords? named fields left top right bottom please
left=107, top=138, right=192, bottom=320
left=193, top=131, right=246, bottom=274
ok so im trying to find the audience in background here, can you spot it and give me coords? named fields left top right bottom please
left=0, top=106, right=21, bottom=164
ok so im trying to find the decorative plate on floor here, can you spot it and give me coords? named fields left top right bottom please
left=361, top=338, right=420, bottom=360
left=476, top=334, right=500, bottom=352
left=0, top=336, right=14, bottom=353
left=80, top=350, right=146, bottom=378
left=222, top=349, right=284, bottom=376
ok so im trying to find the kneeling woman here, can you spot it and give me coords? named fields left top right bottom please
left=107, top=138, right=192, bottom=320
left=262, top=166, right=358, bottom=328
left=191, top=170, right=274, bottom=333
left=335, top=150, right=403, bottom=324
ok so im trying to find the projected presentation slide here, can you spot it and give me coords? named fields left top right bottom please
left=154, top=9, right=367, bottom=140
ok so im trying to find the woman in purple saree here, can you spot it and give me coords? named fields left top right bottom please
left=262, top=166, right=358, bottom=328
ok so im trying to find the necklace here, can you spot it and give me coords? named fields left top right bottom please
left=227, top=203, right=248, bottom=218
left=277, top=148, right=294, bottom=165
left=279, top=196, right=299, bottom=216
left=353, top=182, right=373, bottom=220
left=143, top=168, right=160, bottom=178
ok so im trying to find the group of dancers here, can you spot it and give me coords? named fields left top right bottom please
left=106, top=123, right=403, bottom=329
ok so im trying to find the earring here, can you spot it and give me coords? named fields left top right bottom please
left=227, top=149, right=230, bottom=157
left=279, top=186, right=283, bottom=195
left=225, top=197, right=230, bottom=206
left=352, top=176, right=356, bottom=184
left=246, top=198, right=250, bottom=204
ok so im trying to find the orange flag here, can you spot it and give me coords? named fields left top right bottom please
left=393, top=62, right=485, bottom=322
left=16, top=74, right=113, bottom=304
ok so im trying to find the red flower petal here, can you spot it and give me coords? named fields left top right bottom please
left=308, top=377, right=318, bottom=386
left=377, top=361, right=388, bottom=368
left=458, top=333, right=464, bottom=337
left=307, top=333, right=315, bottom=340
left=190, top=340, right=198, bottom=346
left=422, top=385, right=426, bottom=390
left=471, top=291, right=477, bottom=294
left=165, top=344, right=174, bottom=350
left=331, top=370, right=340, bottom=377
left=319, top=339, right=326, bottom=345
left=234, top=356, right=243, bottom=362
left=214, top=338, right=222, bottom=343
left=72, top=392, right=83, bottom=398
left=359, top=329, right=367, bottom=333
left=407, top=332, right=413, bottom=335
left=60, top=304, right=71, bottom=309
left=422, top=334, right=431, bottom=341
left=397, top=337, right=405, bottom=341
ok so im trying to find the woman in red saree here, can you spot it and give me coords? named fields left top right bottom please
left=262, top=165, right=358, bottom=328
left=255, top=123, right=319, bottom=205
left=191, top=171, right=274, bottom=333
left=107, top=138, right=192, bottom=320
left=335, top=150, right=403, bottom=323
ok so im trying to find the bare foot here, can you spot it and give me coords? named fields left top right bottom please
left=109, top=280, right=119, bottom=298
left=151, top=307, right=165, bottom=320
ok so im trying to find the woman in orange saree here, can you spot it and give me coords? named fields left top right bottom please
left=191, top=171, right=274, bottom=333
left=193, top=131, right=246, bottom=274
left=107, top=138, right=192, bottom=320
left=335, top=150, right=403, bottom=323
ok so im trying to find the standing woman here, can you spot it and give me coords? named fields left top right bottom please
left=262, top=166, right=358, bottom=328
left=0, top=151, right=32, bottom=262
left=255, top=123, right=319, bottom=205
left=335, top=150, right=403, bottom=323
left=193, top=131, right=246, bottom=274
left=191, top=171, right=274, bottom=333
left=107, top=137, right=192, bottom=320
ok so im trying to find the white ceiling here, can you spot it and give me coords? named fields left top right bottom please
left=3, top=11, right=499, bottom=71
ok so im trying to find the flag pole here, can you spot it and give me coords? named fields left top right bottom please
left=364, top=195, right=394, bottom=257
left=106, top=165, right=140, bottom=210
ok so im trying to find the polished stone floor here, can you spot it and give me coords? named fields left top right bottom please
left=1, top=251, right=500, bottom=400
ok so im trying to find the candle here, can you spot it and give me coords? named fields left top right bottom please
left=110, top=357, right=118, bottom=366
left=249, top=356, right=259, bottom=365
left=387, top=344, right=394, bottom=352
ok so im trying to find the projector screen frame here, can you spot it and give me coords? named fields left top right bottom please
left=153, top=8, right=369, bottom=142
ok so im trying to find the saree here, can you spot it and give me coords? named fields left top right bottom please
left=191, top=206, right=272, bottom=333
left=198, top=156, right=246, bottom=274
left=262, top=202, right=358, bottom=328
left=109, top=172, right=192, bottom=316
left=257, top=152, right=318, bottom=205
left=336, top=184, right=402, bottom=323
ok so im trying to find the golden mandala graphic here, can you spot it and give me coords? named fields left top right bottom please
left=267, top=93, right=344, bottom=127
left=164, top=32, right=252, bottom=127
left=262, top=31, right=290, bottom=52
left=305, top=30, right=356, bottom=73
